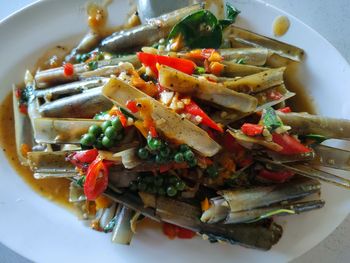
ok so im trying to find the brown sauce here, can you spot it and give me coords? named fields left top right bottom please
left=0, top=93, right=73, bottom=210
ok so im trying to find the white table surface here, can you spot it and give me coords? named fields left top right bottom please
left=0, top=0, right=350, bottom=262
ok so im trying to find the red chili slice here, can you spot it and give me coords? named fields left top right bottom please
left=84, top=159, right=110, bottom=200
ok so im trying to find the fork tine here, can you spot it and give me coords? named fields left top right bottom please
left=255, top=157, right=350, bottom=189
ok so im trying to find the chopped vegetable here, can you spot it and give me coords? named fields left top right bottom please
left=63, top=63, right=74, bottom=76
left=137, top=52, right=196, bottom=77
left=219, top=3, right=241, bottom=28
left=272, top=133, right=312, bottom=155
left=241, top=123, right=264, bottom=137
left=262, top=107, right=283, bottom=131
left=84, top=159, right=110, bottom=200
left=184, top=100, right=223, bottom=132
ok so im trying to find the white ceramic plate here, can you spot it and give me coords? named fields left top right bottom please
left=1, top=1, right=350, bottom=262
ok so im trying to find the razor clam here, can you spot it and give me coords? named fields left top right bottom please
left=225, top=26, right=304, bottom=61
left=12, top=87, right=33, bottom=165
left=277, top=112, right=350, bottom=140
left=34, top=78, right=109, bottom=102
left=158, top=65, right=258, bottom=112
left=39, top=87, right=112, bottom=118
left=34, top=54, right=139, bottom=88
left=218, top=48, right=269, bottom=66
left=69, top=181, right=86, bottom=202
left=223, top=67, right=285, bottom=93
left=33, top=118, right=103, bottom=144
left=27, top=151, right=76, bottom=178
left=201, top=178, right=322, bottom=224
left=99, top=4, right=203, bottom=52
left=212, top=84, right=295, bottom=124
left=100, top=203, right=118, bottom=230
left=111, top=205, right=135, bottom=245
left=102, top=78, right=221, bottom=157
left=255, top=157, right=350, bottom=189
left=221, top=61, right=269, bottom=77
left=311, top=144, right=350, bottom=171
left=139, top=193, right=282, bottom=250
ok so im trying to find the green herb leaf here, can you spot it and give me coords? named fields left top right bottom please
left=168, top=10, right=222, bottom=49
left=301, top=134, right=327, bottom=144
left=219, top=3, right=241, bottom=29
left=195, top=66, right=206, bottom=74
left=262, top=107, right=283, bottom=131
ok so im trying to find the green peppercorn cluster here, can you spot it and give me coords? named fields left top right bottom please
left=80, top=118, right=124, bottom=149
left=129, top=174, right=186, bottom=197
left=137, top=136, right=197, bottom=167
left=205, top=165, right=219, bottom=179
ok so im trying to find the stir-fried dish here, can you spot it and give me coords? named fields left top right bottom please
left=10, top=2, right=350, bottom=250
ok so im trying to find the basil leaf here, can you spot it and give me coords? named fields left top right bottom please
left=195, top=66, right=206, bottom=74
left=168, top=10, right=222, bottom=49
left=262, top=107, right=283, bottom=131
left=219, top=3, right=241, bottom=29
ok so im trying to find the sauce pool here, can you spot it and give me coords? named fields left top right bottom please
left=0, top=93, right=73, bottom=210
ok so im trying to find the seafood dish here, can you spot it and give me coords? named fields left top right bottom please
left=9, top=1, right=350, bottom=250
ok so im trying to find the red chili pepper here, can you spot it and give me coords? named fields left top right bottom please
left=15, top=88, right=21, bottom=98
left=162, top=223, right=196, bottom=239
left=71, top=149, right=99, bottom=164
left=278, top=107, right=292, bottom=113
left=84, top=159, right=111, bottom=200
left=137, top=52, right=196, bottom=77
left=241, top=123, right=264, bottom=137
left=114, top=110, right=127, bottom=127
left=63, top=63, right=74, bottom=77
left=184, top=100, right=223, bottom=132
left=259, top=168, right=295, bottom=183
left=126, top=100, right=139, bottom=113
left=19, top=104, right=28, bottom=115
left=272, top=133, right=312, bottom=155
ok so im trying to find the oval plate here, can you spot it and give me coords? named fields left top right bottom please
left=1, top=0, right=350, bottom=262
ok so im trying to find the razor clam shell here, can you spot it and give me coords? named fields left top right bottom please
left=33, top=118, right=104, bottom=144
left=100, top=4, right=203, bottom=52
left=102, top=78, right=221, bottom=157
left=35, top=55, right=140, bottom=89
left=311, top=144, right=350, bottom=171
left=27, top=151, right=76, bottom=178
left=226, top=26, right=304, bottom=61
left=225, top=199, right=325, bottom=224
left=100, top=203, right=118, bottom=229
left=12, top=87, right=33, bottom=165
left=223, top=67, right=285, bottom=94
left=39, top=87, right=112, bottom=118
left=222, top=61, right=269, bottom=77
left=111, top=205, right=135, bottom=245
left=218, top=177, right=321, bottom=213
left=34, top=78, right=109, bottom=101
left=158, top=65, right=258, bottom=112
left=277, top=112, right=350, bottom=140
left=219, top=48, right=269, bottom=66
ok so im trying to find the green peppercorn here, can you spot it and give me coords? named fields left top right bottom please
left=102, top=136, right=113, bottom=148
left=88, top=124, right=102, bottom=137
left=148, top=137, right=162, bottom=150
left=206, top=165, right=219, bottom=178
left=137, top=181, right=147, bottom=192
left=111, top=117, right=123, bottom=132
left=101, top=120, right=112, bottom=132
left=184, top=150, right=195, bottom=161
left=154, top=176, right=164, bottom=186
left=96, top=53, right=104, bottom=60
left=137, top=148, right=149, bottom=160
left=88, top=61, right=98, bottom=71
left=175, top=181, right=186, bottom=191
left=166, top=186, right=177, bottom=197
left=129, top=181, right=138, bottom=191
left=94, top=138, right=104, bottom=149
left=155, top=154, right=165, bottom=164
left=80, top=133, right=96, bottom=146
left=104, top=126, right=118, bottom=139
left=179, top=144, right=190, bottom=152
left=158, top=188, right=166, bottom=196
left=168, top=176, right=178, bottom=185
left=80, top=53, right=90, bottom=62
left=75, top=54, right=82, bottom=63
left=188, top=158, right=198, bottom=168
left=160, top=147, right=171, bottom=158
left=174, top=152, right=184, bottom=163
